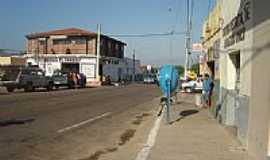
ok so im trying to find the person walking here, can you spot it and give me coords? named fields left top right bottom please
left=202, top=74, right=212, bottom=108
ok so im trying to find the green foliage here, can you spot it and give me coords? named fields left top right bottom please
left=191, top=63, right=200, bottom=75
left=175, top=65, right=184, bottom=76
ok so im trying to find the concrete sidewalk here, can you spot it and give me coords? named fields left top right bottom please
left=148, top=93, right=252, bottom=160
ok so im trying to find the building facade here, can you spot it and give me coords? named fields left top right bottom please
left=25, top=28, right=140, bottom=86
left=0, top=56, right=26, bottom=66
left=203, top=0, right=270, bottom=159
left=201, top=0, right=222, bottom=116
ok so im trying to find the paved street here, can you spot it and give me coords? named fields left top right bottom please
left=0, top=84, right=161, bottom=160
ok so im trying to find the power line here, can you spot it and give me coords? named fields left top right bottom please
left=208, top=0, right=212, bottom=17
left=107, top=31, right=186, bottom=38
left=190, top=0, right=194, bottom=34
left=172, top=0, right=181, bottom=32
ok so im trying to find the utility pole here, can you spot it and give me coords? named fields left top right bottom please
left=133, top=49, right=136, bottom=82
left=37, top=40, right=40, bottom=67
left=184, top=0, right=192, bottom=80
left=96, top=24, right=101, bottom=81
left=44, top=38, right=48, bottom=73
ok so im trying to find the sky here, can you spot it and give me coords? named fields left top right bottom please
left=0, top=0, right=215, bottom=66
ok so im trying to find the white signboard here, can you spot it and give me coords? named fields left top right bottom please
left=81, top=58, right=96, bottom=64
left=61, top=57, right=80, bottom=63
left=192, top=43, right=206, bottom=52
left=81, top=63, right=96, bottom=78
left=147, top=65, right=152, bottom=71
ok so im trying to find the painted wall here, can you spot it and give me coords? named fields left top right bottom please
left=248, top=1, right=270, bottom=159
left=0, top=57, right=11, bottom=65
left=220, top=0, right=270, bottom=159
left=103, top=58, right=141, bottom=82
left=219, top=0, right=254, bottom=146
left=0, top=57, right=26, bottom=65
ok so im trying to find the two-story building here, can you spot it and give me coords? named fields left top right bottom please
left=201, top=0, right=222, bottom=117
left=24, top=28, right=137, bottom=86
left=202, top=0, right=270, bottom=159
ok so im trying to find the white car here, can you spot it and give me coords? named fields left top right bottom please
left=143, top=75, right=156, bottom=84
left=143, top=76, right=155, bottom=84
left=181, top=79, right=203, bottom=93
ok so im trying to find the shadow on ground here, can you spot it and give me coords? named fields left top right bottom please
left=170, top=109, right=199, bottom=125
left=0, top=118, right=35, bottom=127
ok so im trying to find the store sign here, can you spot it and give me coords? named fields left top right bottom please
left=61, top=57, right=80, bottom=63
left=192, top=43, right=206, bottom=52
left=223, top=0, right=251, bottom=48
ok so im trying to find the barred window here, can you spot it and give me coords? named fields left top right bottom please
left=72, top=38, right=86, bottom=44
left=53, top=39, right=71, bottom=45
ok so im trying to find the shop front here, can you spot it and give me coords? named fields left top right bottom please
left=220, top=0, right=253, bottom=146
left=25, top=54, right=98, bottom=86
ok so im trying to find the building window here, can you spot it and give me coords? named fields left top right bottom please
left=229, top=51, right=240, bottom=91
left=108, top=41, right=111, bottom=49
left=72, top=38, right=86, bottom=44
left=51, top=48, right=56, bottom=54
left=100, top=39, right=104, bottom=47
left=66, top=48, right=71, bottom=54
left=39, top=40, right=45, bottom=45
left=53, top=39, right=71, bottom=45
left=115, top=43, right=119, bottom=50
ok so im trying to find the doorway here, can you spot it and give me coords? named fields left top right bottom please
left=229, top=51, right=240, bottom=92
left=207, top=61, right=215, bottom=78
left=61, top=63, right=80, bottom=73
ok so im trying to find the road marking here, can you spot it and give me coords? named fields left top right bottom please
left=135, top=111, right=163, bottom=160
left=57, top=112, right=111, bottom=133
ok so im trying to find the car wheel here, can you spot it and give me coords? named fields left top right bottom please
left=24, top=82, right=34, bottom=92
left=6, top=87, right=15, bottom=93
left=68, top=81, right=75, bottom=89
left=185, top=87, right=192, bottom=93
left=47, top=82, right=53, bottom=91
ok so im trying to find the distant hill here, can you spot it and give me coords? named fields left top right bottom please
left=0, top=49, right=25, bottom=56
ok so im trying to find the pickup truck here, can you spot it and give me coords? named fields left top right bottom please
left=181, top=79, right=203, bottom=93
left=0, top=66, right=54, bottom=92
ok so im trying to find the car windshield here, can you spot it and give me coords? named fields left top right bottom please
left=0, top=67, right=20, bottom=81
left=53, top=70, right=66, bottom=76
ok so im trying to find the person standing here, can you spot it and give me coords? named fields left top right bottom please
left=208, top=76, right=215, bottom=107
left=72, top=72, right=78, bottom=89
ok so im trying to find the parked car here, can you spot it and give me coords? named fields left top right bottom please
left=143, top=75, right=155, bottom=84
left=181, top=78, right=203, bottom=93
left=0, top=66, right=54, bottom=92
left=51, top=70, right=71, bottom=89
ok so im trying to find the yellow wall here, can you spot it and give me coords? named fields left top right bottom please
left=0, top=57, right=25, bottom=65
left=11, top=57, right=26, bottom=65
left=0, top=57, right=11, bottom=65
left=201, top=0, right=222, bottom=78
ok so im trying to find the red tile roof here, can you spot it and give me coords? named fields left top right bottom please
left=26, top=28, right=96, bottom=39
left=26, top=28, right=126, bottom=45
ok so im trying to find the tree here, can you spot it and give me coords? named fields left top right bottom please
left=175, top=65, right=185, bottom=77
left=191, top=63, right=200, bottom=75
